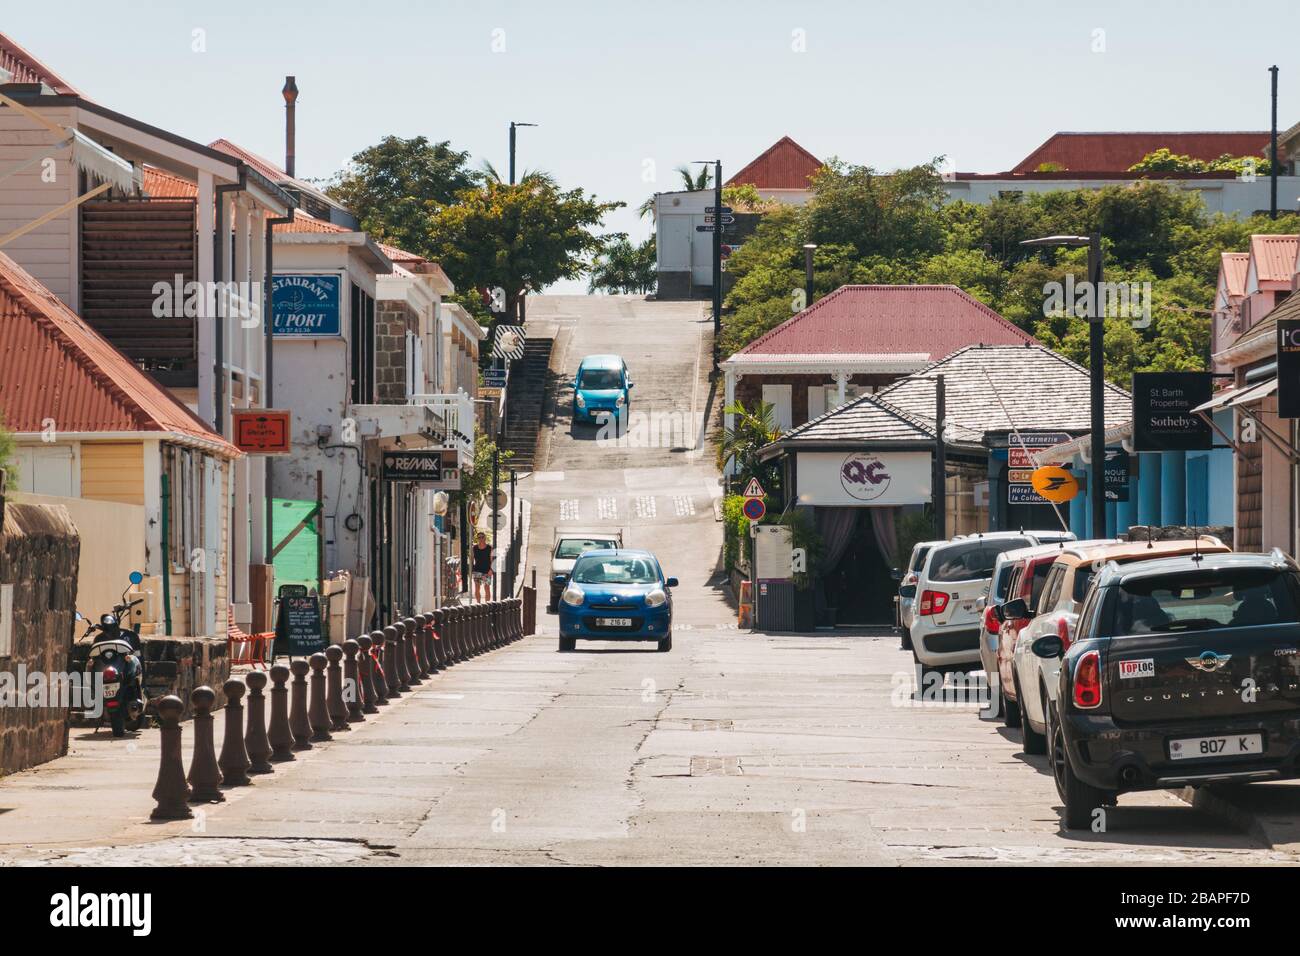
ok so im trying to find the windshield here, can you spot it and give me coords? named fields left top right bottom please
left=571, top=555, right=660, bottom=585
left=579, top=368, right=622, bottom=390
left=555, top=538, right=618, bottom=559
left=929, top=538, right=1032, bottom=583
left=1110, top=570, right=1300, bottom=635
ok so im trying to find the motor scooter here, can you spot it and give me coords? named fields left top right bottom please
left=78, top=571, right=148, bottom=737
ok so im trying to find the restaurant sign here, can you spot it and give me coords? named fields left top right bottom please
left=795, top=451, right=931, bottom=506
left=273, top=274, right=342, bottom=336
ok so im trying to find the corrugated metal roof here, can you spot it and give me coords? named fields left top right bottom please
left=1249, top=234, right=1298, bottom=284
left=0, top=252, right=239, bottom=456
left=1012, top=131, right=1274, bottom=173
left=1220, top=252, right=1249, bottom=298
left=726, top=136, right=822, bottom=190
left=732, top=285, right=1034, bottom=359
left=779, top=343, right=1130, bottom=445
left=0, top=31, right=81, bottom=96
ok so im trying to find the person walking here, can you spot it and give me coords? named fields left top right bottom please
left=471, top=532, right=493, bottom=603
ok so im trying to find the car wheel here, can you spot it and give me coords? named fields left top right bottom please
left=1050, top=705, right=1111, bottom=830
left=1001, top=681, right=1020, bottom=727
left=1017, top=676, right=1046, bottom=754
left=657, top=634, right=672, bottom=653
left=900, top=628, right=913, bottom=651
left=558, top=636, right=576, bottom=652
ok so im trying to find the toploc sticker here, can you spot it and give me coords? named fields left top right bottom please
left=1118, top=658, right=1155, bottom=679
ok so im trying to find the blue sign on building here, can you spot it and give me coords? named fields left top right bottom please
left=273, top=274, right=342, bottom=336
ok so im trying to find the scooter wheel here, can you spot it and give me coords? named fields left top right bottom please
left=109, top=710, right=126, bottom=738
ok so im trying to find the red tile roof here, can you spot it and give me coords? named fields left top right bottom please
left=379, top=243, right=425, bottom=264
left=142, top=166, right=198, bottom=199
left=0, top=31, right=81, bottom=96
left=0, top=252, right=239, bottom=456
left=732, top=285, right=1035, bottom=359
left=1012, top=131, right=1274, bottom=173
left=1249, top=234, right=1299, bottom=284
left=1220, top=252, right=1249, bottom=298
left=273, top=213, right=351, bottom=235
left=726, top=136, right=823, bottom=190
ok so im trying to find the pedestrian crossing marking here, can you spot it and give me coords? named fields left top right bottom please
left=635, top=495, right=657, bottom=519
left=560, top=499, right=580, bottom=521
left=673, top=495, right=696, bottom=516
left=597, top=496, right=618, bottom=520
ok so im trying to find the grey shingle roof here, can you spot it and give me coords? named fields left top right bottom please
left=777, top=343, right=1131, bottom=447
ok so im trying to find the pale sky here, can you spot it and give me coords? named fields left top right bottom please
left=7, top=0, right=1294, bottom=292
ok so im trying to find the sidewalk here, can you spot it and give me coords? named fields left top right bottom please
left=473, top=486, right=532, bottom=598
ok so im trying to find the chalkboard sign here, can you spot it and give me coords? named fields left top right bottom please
left=274, top=593, right=326, bottom=657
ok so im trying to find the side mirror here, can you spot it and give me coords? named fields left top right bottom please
left=666, top=577, right=679, bottom=588
left=976, top=595, right=987, bottom=611
left=990, top=604, right=1006, bottom=624
left=898, top=584, right=916, bottom=599
left=1031, top=635, right=1065, bottom=659
left=1001, top=598, right=1031, bottom=621
left=889, top=568, right=904, bottom=582
left=74, top=611, right=85, bottom=622
left=128, top=570, right=144, bottom=585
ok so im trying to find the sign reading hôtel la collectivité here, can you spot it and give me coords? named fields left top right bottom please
left=1279, top=318, right=1300, bottom=419
left=1132, top=371, right=1213, bottom=451
left=272, top=274, right=342, bottom=336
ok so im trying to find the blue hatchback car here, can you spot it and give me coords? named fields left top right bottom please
left=572, top=354, right=632, bottom=424
left=557, top=549, right=677, bottom=652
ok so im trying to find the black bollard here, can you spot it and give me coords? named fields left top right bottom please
left=218, top=679, right=252, bottom=787
left=308, top=652, right=333, bottom=742
left=325, top=645, right=350, bottom=732
left=430, top=610, right=447, bottom=669
left=394, top=623, right=413, bottom=691
left=358, top=635, right=381, bottom=712
left=343, top=639, right=366, bottom=722
left=403, top=618, right=424, bottom=683
left=384, top=625, right=405, bottom=696
left=289, top=658, right=313, bottom=751
left=369, top=630, right=391, bottom=705
left=244, top=671, right=274, bottom=775
left=410, top=616, right=430, bottom=679
left=151, top=695, right=193, bottom=820
left=267, top=664, right=296, bottom=762
left=186, top=686, right=224, bottom=803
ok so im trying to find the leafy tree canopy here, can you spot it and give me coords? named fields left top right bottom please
left=588, top=236, right=656, bottom=295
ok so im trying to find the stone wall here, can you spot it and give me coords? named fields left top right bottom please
left=69, top=635, right=231, bottom=725
left=0, top=502, right=80, bottom=775
left=376, top=299, right=417, bottom=404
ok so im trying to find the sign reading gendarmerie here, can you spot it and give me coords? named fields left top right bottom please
left=272, top=274, right=342, bottom=336
left=1278, top=319, right=1300, bottom=418
left=1132, top=372, right=1212, bottom=451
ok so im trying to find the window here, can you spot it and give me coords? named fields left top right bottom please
left=1109, top=570, right=1300, bottom=636
left=1003, top=566, right=1023, bottom=603
left=579, top=368, right=623, bottom=389
left=1028, top=560, right=1055, bottom=609
left=350, top=283, right=376, bottom=405
left=928, top=538, right=1032, bottom=583
left=555, top=538, right=619, bottom=559
left=910, top=545, right=932, bottom=573
left=1040, top=565, right=1065, bottom=614
left=571, top=555, right=660, bottom=585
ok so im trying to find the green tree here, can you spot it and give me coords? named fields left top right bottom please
left=1129, top=147, right=1272, bottom=177
left=638, top=164, right=715, bottom=220
left=428, top=172, right=623, bottom=322
left=588, top=236, right=657, bottom=294
left=324, top=135, right=478, bottom=257
left=720, top=401, right=784, bottom=496
left=461, top=434, right=513, bottom=505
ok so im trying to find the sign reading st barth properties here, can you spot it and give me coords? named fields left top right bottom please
left=272, top=274, right=342, bottom=336
left=1132, top=372, right=1213, bottom=451
left=1279, top=319, right=1300, bottom=419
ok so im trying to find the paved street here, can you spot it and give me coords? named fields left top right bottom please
left=0, top=295, right=1293, bottom=866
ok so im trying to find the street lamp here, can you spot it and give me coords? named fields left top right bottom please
left=509, top=122, right=537, bottom=185
left=802, top=243, right=817, bottom=308
left=694, top=159, right=723, bottom=371
left=1020, top=233, right=1105, bottom=538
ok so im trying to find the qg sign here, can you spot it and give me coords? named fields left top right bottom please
left=795, top=451, right=931, bottom=506
left=272, top=274, right=342, bottom=336
left=1131, top=372, right=1213, bottom=452
left=1278, top=319, right=1300, bottom=419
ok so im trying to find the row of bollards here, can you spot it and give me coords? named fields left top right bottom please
left=151, top=599, right=527, bottom=820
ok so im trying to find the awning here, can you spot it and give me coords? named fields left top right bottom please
left=1191, top=377, right=1277, bottom=413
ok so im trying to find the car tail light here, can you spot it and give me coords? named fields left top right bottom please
left=919, top=590, right=949, bottom=616
left=1072, top=650, right=1102, bottom=709
left=1057, top=617, right=1072, bottom=652
left=983, top=606, right=999, bottom=634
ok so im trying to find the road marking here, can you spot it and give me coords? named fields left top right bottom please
left=560, top=499, right=580, bottom=521
left=634, top=495, right=657, bottom=519
left=597, top=496, right=618, bottom=520
left=673, top=495, right=696, bottom=516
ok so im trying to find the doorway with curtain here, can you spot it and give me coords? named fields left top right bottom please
left=815, top=506, right=898, bottom=626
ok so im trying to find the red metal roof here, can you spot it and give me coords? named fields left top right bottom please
left=1249, top=234, right=1299, bottom=284
left=726, top=136, right=823, bottom=190
left=0, top=31, right=81, bottom=96
left=733, top=285, right=1035, bottom=359
left=1012, top=131, right=1274, bottom=173
left=0, top=252, right=238, bottom=456
left=1220, top=252, right=1249, bottom=298
left=142, top=166, right=198, bottom=199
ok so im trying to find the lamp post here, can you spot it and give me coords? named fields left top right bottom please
left=1021, top=233, right=1105, bottom=538
left=694, top=159, right=722, bottom=371
left=802, top=243, right=817, bottom=309
left=509, top=122, right=537, bottom=185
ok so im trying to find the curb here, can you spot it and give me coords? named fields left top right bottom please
left=1173, top=783, right=1300, bottom=854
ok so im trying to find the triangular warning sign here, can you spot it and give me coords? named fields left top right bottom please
left=742, top=478, right=766, bottom=498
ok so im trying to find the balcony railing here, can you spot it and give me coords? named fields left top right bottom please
left=411, top=390, right=476, bottom=459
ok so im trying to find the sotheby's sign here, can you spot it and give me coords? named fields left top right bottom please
left=795, top=451, right=931, bottom=506
left=273, top=274, right=342, bottom=336
left=1131, top=372, right=1212, bottom=451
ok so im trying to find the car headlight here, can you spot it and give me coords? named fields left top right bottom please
left=561, top=584, right=586, bottom=607
left=644, top=587, right=667, bottom=608
left=576, top=393, right=586, bottom=407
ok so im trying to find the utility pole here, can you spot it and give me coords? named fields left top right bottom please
left=934, top=375, right=947, bottom=538
left=508, top=469, right=518, bottom=597
left=1087, top=232, right=1106, bottom=539
left=803, top=243, right=817, bottom=309
left=712, top=160, right=722, bottom=370
left=491, top=447, right=500, bottom=601
left=1270, top=66, right=1279, bottom=219
left=509, top=121, right=537, bottom=186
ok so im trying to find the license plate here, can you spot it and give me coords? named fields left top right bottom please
left=1168, top=733, right=1263, bottom=761
left=102, top=681, right=120, bottom=695
left=596, top=617, right=632, bottom=627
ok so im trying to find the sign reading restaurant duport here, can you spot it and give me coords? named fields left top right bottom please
left=1132, top=372, right=1213, bottom=451
left=272, top=274, right=342, bottom=336
left=1278, top=319, right=1300, bottom=418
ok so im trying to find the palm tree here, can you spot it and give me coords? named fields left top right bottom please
left=588, top=237, right=656, bottom=294
left=638, top=164, right=714, bottom=221
left=721, top=401, right=783, bottom=492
